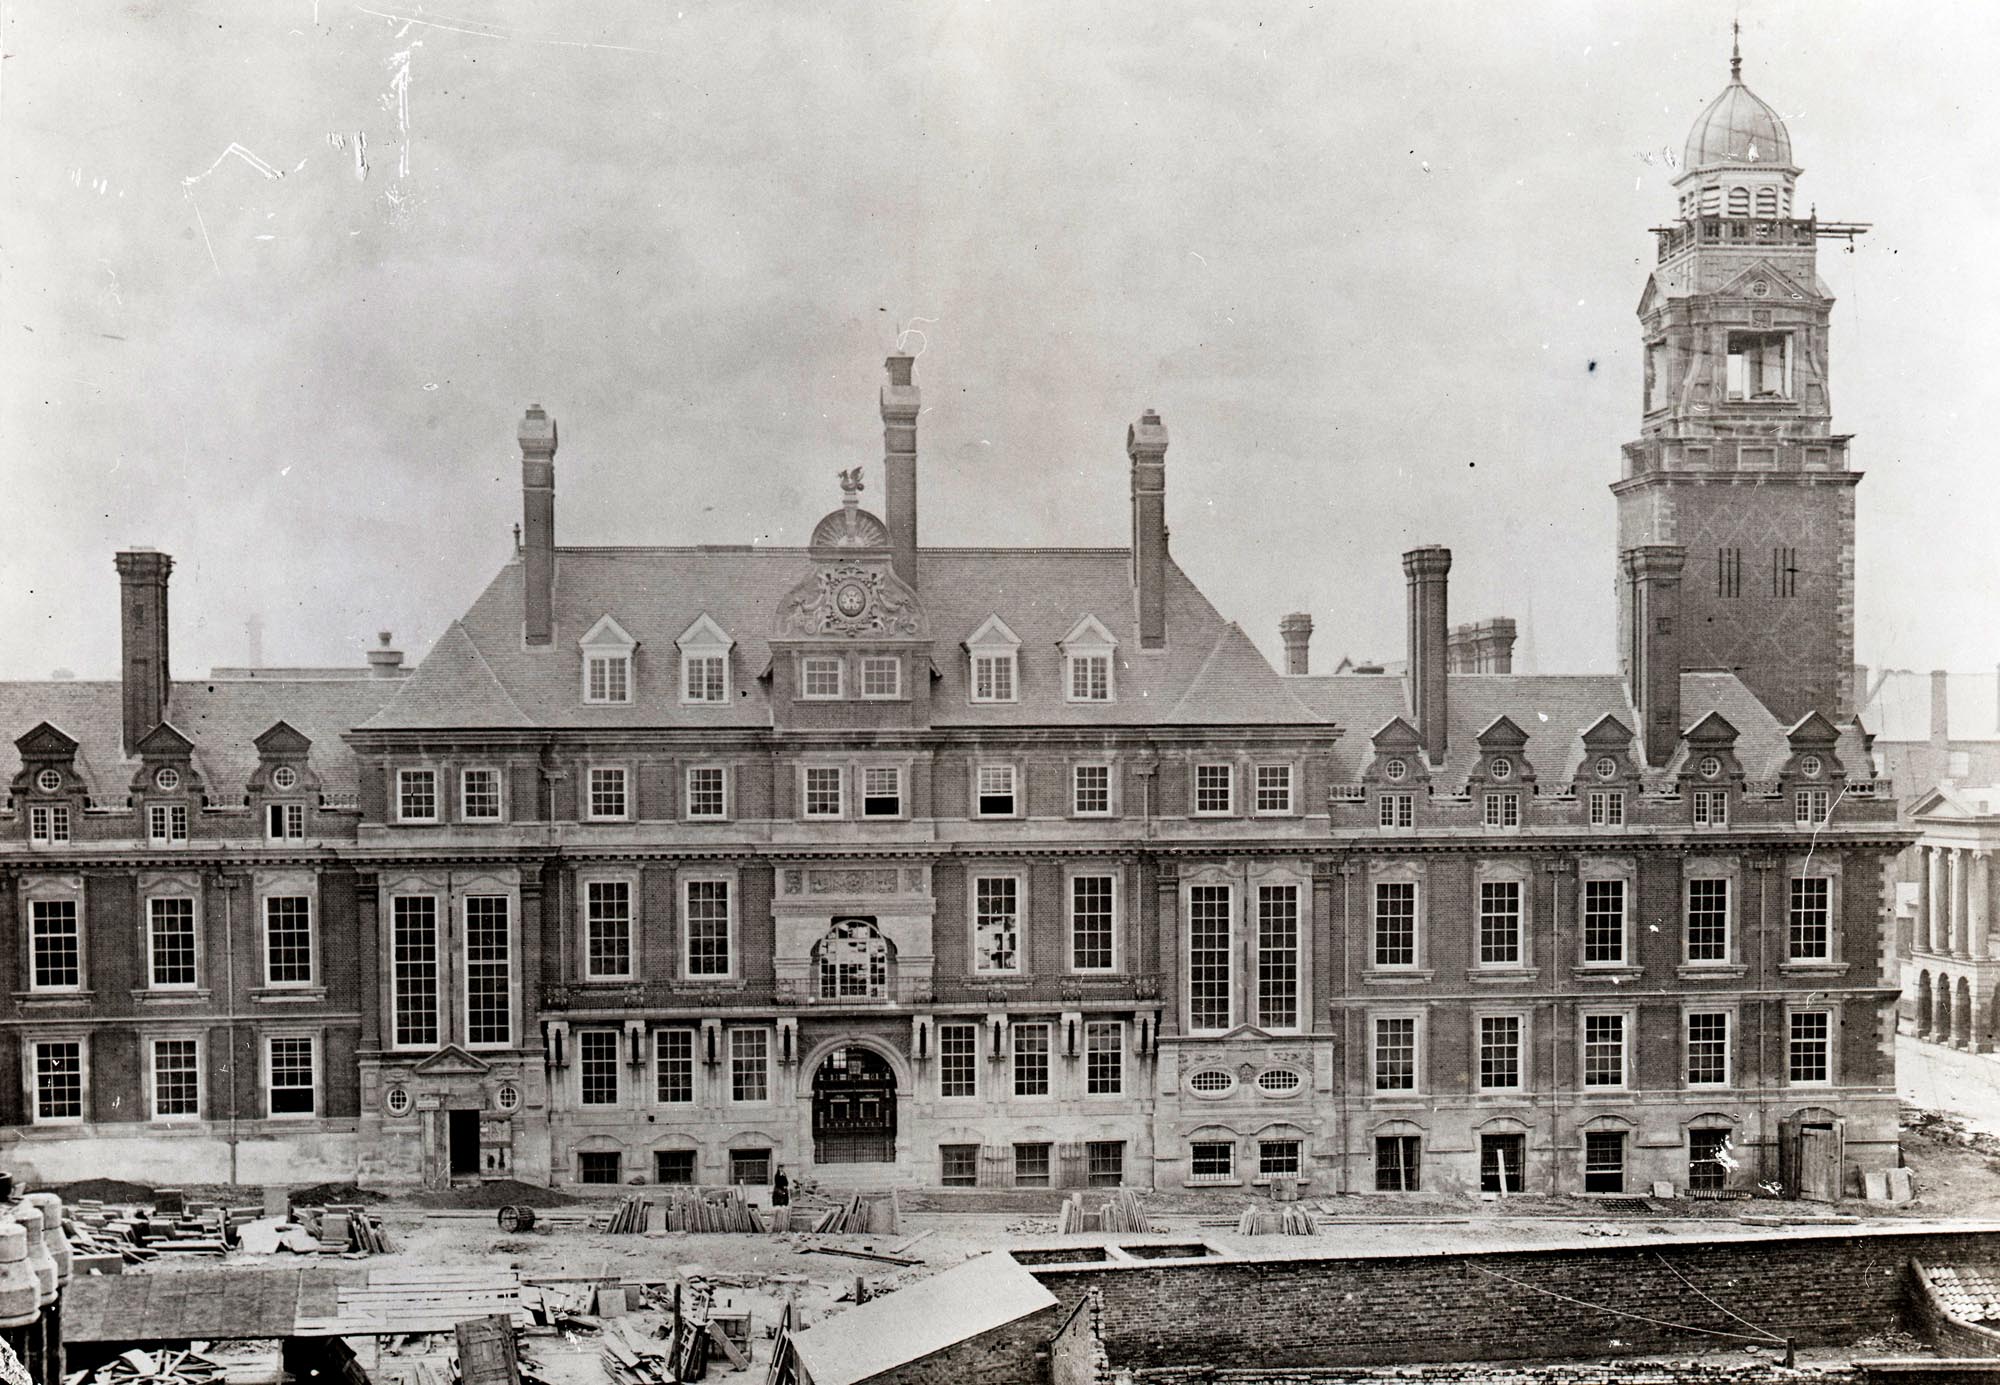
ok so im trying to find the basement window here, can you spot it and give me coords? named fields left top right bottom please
left=1479, top=1133, right=1526, bottom=1194
left=654, top=1150, right=695, bottom=1185
left=1375, top=1135, right=1421, bottom=1192
left=1258, top=1140, right=1302, bottom=1179
left=577, top=1151, right=622, bottom=1184
left=1584, top=1131, right=1627, bottom=1194
left=940, top=1144, right=979, bottom=1187
left=1013, top=1142, right=1052, bottom=1188
left=1188, top=1141, right=1235, bottom=1185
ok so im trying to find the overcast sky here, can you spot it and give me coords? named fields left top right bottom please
left=2, top=1, right=1995, bottom=688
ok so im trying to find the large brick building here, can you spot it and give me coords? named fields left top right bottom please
left=0, top=45, right=1914, bottom=1196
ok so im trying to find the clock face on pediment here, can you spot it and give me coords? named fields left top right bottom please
left=778, top=563, right=929, bottom=640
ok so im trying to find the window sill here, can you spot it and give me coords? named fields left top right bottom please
left=15, top=991, right=93, bottom=1005
left=134, top=989, right=213, bottom=1003
left=1185, top=1177, right=1241, bottom=1189
left=1470, top=968, right=1541, bottom=984
left=252, top=987, right=328, bottom=1003
left=1363, top=969, right=1436, bottom=985
left=1676, top=965, right=1748, bottom=981
left=1779, top=961, right=1848, bottom=977
left=1573, top=966, right=1643, bottom=983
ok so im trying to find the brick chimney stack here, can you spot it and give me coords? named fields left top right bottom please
left=367, top=631, right=405, bottom=678
left=881, top=354, right=920, bottom=589
left=519, top=404, right=558, bottom=646
left=1402, top=546, right=1451, bottom=765
left=1279, top=613, right=1313, bottom=676
left=1128, top=409, right=1170, bottom=650
left=115, top=548, right=173, bottom=755
left=1623, top=545, right=1687, bottom=767
left=1930, top=669, right=1951, bottom=751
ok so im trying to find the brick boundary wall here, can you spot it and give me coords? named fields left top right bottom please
left=1022, top=1227, right=2000, bottom=1375
left=1130, top=1366, right=1867, bottom=1385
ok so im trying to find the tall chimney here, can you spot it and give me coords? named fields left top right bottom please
left=1402, top=546, right=1451, bottom=765
left=1930, top=669, right=1951, bottom=751
left=115, top=548, right=173, bottom=755
left=1279, top=613, right=1313, bottom=676
left=1128, top=409, right=1169, bottom=649
left=1623, top=545, right=1686, bottom=767
left=519, top=404, right=558, bottom=646
left=882, top=354, right=920, bottom=589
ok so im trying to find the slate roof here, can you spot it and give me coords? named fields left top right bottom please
left=1286, top=674, right=1413, bottom=778
left=0, top=677, right=398, bottom=803
left=786, top=1253, right=1056, bottom=1385
left=361, top=547, right=1332, bottom=732
left=1862, top=669, right=2000, bottom=745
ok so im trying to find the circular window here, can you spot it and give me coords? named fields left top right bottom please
left=272, top=766, right=299, bottom=791
left=384, top=1085, right=412, bottom=1117
left=1799, top=755, right=1823, bottom=779
left=1751, top=280, right=1770, bottom=298
left=1593, top=757, right=1617, bottom=781
left=1186, top=1069, right=1235, bottom=1097
left=35, top=769, right=61, bottom=794
left=1698, top=755, right=1723, bottom=780
left=155, top=767, right=180, bottom=791
left=1489, top=758, right=1513, bottom=781
left=494, top=1082, right=521, bottom=1113
left=1255, top=1069, right=1303, bottom=1095
left=1383, top=758, right=1408, bottom=783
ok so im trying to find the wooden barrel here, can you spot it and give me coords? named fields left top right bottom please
left=496, top=1204, right=536, bottom=1233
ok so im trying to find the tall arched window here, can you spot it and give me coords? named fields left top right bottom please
left=815, top=919, right=892, bottom=999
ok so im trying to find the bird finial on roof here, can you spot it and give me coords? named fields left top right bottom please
left=1730, top=18, right=1742, bottom=81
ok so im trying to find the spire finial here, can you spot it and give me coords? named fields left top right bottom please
left=1730, top=18, right=1742, bottom=81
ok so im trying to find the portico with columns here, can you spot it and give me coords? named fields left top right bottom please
left=1904, top=787, right=2000, bottom=1050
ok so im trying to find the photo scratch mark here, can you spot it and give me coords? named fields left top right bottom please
left=387, top=48, right=413, bottom=178
left=353, top=5, right=665, bottom=55
left=185, top=190, right=220, bottom=275
left=183, top=142, right=286, bottom=187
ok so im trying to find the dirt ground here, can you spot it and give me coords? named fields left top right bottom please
left=74, top=1106, right=2000, bottom=1384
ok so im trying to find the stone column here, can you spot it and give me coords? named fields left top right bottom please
left=1973, top=851, right=1993, bottom=962
left=1954, top=848, right=1973, bottom=957
left=1927, top=847, right=1948, bottom=954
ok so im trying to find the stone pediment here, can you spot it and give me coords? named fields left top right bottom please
left=411, top=1044, right=493, bottom=1076
left=136, top=722, right=196, bottom=757
left=14, top=722, right=79, bottom=760
left=1475, top=715, right=1530, bottom=750
left=1580, top=714, right=1634, bottom=749
left=1715, top=259, right=1817, bottom=304
left=254, top=720, right=313, bottom=755
left=776, top=561, right=928, bottom=641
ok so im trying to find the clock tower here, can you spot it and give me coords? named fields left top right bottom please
left=1615, top=32, right=1868, bottom=735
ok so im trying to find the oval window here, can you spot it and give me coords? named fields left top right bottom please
left=384, top=1085, right=412, bottom=1116
left=494, top=1082, right=521, bottom=1113
left=1255, top=1069, right=1303, bottom=1095
left=1186, top=1069, right=1235, bottom=1096
left=272, top=766, right=299, bottom=791
left=155, top=767, right=181, bottom=791
left=1383, top=758, right=1408, bottom=783
left=36, top=769, right=62, bottom=794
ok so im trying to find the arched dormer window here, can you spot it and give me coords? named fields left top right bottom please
left=676, top=614, right=734, bottom=706
left=579, top=615, right=637, bottom=705
left=814, top=919, right=893, bottom=1000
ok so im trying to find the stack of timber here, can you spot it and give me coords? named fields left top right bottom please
left=660, top=1188, right=763, bottom=1234
left=603, top=1197, right=652, bottom=1235
left=64, top=1203, right=233, bottom=1259
left=1235, top=1206, right=1316, bottom=1236
left=806, top=1191, right=897, bottom=1236
left=597, top=1320, right=680, bottom=1385
left=293, top=1204, right=398, bottom=1253
left=76, top=1348, right=223, bottom=1385
left=1054, top=1190, right=1150, bottom=1235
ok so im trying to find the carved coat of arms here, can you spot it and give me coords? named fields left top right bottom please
left=781, top=564, right=925, bottom=638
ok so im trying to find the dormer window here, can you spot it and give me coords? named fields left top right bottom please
left=579, top=615, right=638, bottom=706
left=148, top=803, right=189, bottom=845
left=966, top=616, right=1021, bottom=705
left=28, top=804, right=70, bottom=845
left=1060, top=614, right=1118, bottom=704
left=675, top=614, right=734, bottom=705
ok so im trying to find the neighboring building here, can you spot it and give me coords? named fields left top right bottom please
left=1859, top=667, right=2000, bottom=804
left=1901, top=785, right=2000, bottom=1051
left=0, top=39, right=1914, bottom=1197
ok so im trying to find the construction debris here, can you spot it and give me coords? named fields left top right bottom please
left=660, top=1188, right=765, bottom=1234
left=60, top=1197, right=393, bottom=1263
left=1236, top=1206, right=1316, bottom=1236
left=1054, top=1190, right=1151, bottom=1235
left=80, top=1348, right=223, bottom=1385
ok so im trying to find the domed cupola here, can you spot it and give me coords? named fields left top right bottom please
left=1682, top=33, right=1794, bottom=172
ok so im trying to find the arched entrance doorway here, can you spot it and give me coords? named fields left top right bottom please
left=812, top=1045, right=897, bottom=1164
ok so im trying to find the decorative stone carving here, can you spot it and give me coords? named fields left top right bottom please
left=780, top=563, right=926, bottom=639
left=807, top=868, right=902, bottom=895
